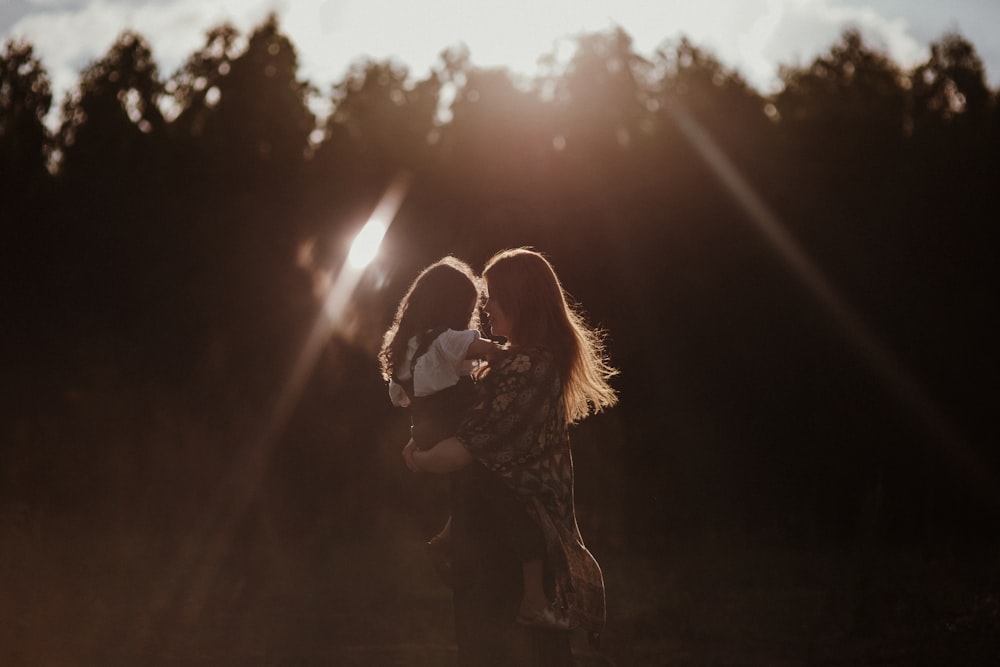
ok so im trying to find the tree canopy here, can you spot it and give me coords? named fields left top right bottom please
left=3, top=15, right=998, bottom=548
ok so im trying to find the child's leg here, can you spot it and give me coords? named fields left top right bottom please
left=479, top=483, right=549, bottom=610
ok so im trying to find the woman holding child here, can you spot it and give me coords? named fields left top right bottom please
left=387, top=248, right=617, bottom=665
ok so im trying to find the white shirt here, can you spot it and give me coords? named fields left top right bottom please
left=388, top=329, right=481, bottom=407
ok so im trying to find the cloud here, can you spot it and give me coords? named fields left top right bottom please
left=660, top=0, right=926, bottom=91
left=3, top=0, right=994, bottom=124
left=8, top=0, right=279, bottom=104
left=767, top=0, right=923, bottom=70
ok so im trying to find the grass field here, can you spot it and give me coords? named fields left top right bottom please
left=2, top=387, right=997, bottom=665
left=3, top=502, right=998, bottom=666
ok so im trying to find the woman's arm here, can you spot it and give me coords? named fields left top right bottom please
left=412, top=437, right=473, bottom=473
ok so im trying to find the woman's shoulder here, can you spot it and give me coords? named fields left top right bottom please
left=509, top=344, right=553, bottom=360
left=496, top=345, right=555, bottom=374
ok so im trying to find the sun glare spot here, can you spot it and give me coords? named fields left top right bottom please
left=159, top=94, right=182, bottom=122
left=348, top=216, right=388, bottom=269
left=205, top=86, right=221, bottom=107
left=119, top=88, right=143, bottom=124
left=296, top=238, right=315, bottom=269
left=616, top=126, right=630, bottom=148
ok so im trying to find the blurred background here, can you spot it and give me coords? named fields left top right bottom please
left=2, top=3, right=999, bottom=665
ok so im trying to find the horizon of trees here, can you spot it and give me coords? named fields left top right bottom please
left=4, top=15, right=999, bottom=174
left=3, top=14, right=999, bottom=549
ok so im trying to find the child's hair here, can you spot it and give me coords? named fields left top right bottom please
left=379, top=256, right=483, bottom=382
left=483, top=248, right=618, bottom=423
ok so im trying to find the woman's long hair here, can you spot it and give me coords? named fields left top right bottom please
left=483, top=248, right=618, bottom=423
left=379, top=257, right=483, bottom=382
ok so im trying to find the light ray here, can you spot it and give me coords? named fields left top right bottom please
left=662, top=98, right=997, bottom=505
left=142, top=171, right=413, bottom=631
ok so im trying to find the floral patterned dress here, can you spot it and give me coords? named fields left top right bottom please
left=456, top=346, right=606, bottom=634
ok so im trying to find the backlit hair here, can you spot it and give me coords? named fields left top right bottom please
left=483, top=248, right=618, bottom=423
left=379, top=256, right=483, bottom=382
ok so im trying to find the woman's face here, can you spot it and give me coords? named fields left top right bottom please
left=484, top=284, right=512, bottom=341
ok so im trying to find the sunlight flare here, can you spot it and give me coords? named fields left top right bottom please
left=347, top=215, right=389, bottom=269
left=662, top=98, right=993, bottom=502
left=151, top=172, right=414, bottom=627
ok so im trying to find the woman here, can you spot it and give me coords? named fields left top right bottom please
left=403, top=248, right=618, bottom=665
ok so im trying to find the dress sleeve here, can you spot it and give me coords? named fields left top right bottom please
left=455, top=350, right=556, bottom=471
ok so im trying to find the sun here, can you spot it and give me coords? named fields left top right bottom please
left=347, top=216, right=388, bottom=269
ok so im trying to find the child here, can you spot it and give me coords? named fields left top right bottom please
left=379, top=256, right=569, bottom=630
left=379, top=257, right=500, bottom=449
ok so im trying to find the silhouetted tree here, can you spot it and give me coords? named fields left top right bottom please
left=911, top=33, right=992, bottom=137
left=43, top=30, right=168, bottom=355
left=323, top=58, right=438, bottom=177
left=163, top=15, right=319, bottom=405
left=775, top=30, right=908, bottom=217
left=170, top=15, right=314, bottom=199
left=655, top=37, right=776, bottom=193
left=57, top=30, right=165, bottom=186
left=0, top=39, right=51, bottom=208
left=900, top=34, right=999, bottom=508
left=548, top=27, right=650, bottom=192
left=1, top=38, right=53, bottom=347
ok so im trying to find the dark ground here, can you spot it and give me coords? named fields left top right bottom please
left=3, top=503, right=999, bottom=666
left=2, top=384, right=998, bottom=666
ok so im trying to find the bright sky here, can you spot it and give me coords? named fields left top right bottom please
left=2, top=0, right=999, bottom=112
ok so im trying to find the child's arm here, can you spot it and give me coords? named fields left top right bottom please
left=466, top=337, right=504, bottom=360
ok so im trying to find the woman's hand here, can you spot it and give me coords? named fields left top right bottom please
left=413, top=437, right=473, bottom=473
left=402, top=438, right=421, bottom=472
left=404, top=437, right=474, bottom=473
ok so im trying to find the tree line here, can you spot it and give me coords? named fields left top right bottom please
left=3, top=14, right=998, bottom=547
